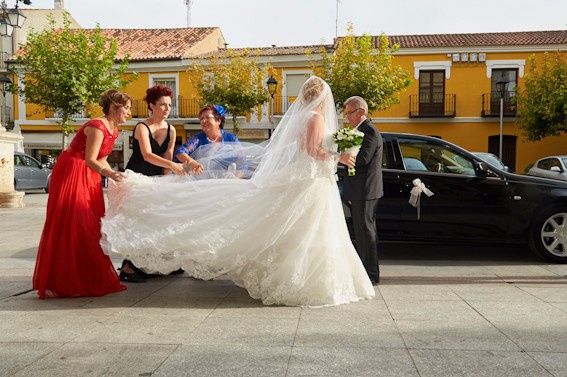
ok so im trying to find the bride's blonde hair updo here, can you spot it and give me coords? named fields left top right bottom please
left=300, top=76, right=326, bottom=105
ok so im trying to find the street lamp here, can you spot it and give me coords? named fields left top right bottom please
left=266, top=75, right=278, bottom=126
left=495, top=80, right=507, bottom=162
left=0, top=0, right=30, bottom=37
left=0, top=74, right=11, bottom=130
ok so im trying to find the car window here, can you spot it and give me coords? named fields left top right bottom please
left=403, top=157, right=428, bottom=171
left=14, top=155, right=24, bottom=166
left=479, top=154, right=505, bottom=170
left=19, top=155, right=40, bottom=168
left=537, top=158, right=554, bottom=170
left=382, top=140, right=396, bottom=169
left=561, top=158, right=567, bottom=169
left=398, top=138, right=475, bottom=175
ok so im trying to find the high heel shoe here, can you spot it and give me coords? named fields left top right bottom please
left=169, top=268, right=185, bottom=275
left=119, top=269, right=146, bottom=283
left=119, top=260, right=146, bottom=283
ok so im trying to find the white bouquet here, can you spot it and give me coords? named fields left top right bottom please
left=332, top=127, right=365, bottom=176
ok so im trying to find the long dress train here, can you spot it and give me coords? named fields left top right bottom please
left=101, top=76, right=374, bottom=307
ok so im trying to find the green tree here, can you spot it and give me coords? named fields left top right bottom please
left=516, top=52, right=567, bottom=141
left=192, top=50, right=267, bottom=134
left=12, top=13, right=134, bottom=140
left=314, top=24, right=411, bottom=111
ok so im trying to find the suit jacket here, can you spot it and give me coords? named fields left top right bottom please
left=342, top=119, right=384, bottom=201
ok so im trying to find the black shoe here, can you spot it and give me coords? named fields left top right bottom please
left=121, top=260, right=153, bottom=279
left=119, top=269, right=146, bottom=283
left=370, top=278, right=380, bottom=286
left=169, top=268, right=185, bottom=275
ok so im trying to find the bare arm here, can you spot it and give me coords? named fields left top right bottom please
left=84, top=127, right=123, bottom=182
left=174, top=137, right=204, bottom=175
left=306, top=113, right=332, bottom=161
left=162, top=126, right=176, bottom=175
left=306, top=114, right=353, bottom=166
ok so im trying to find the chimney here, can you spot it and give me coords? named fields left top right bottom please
left=54, top=0, right=64, bottom=10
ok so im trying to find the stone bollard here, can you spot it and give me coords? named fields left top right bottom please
left=0, top=128, right=25, bottom=208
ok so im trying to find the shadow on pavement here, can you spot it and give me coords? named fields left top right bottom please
left=380, top=243, right=540, bottom=265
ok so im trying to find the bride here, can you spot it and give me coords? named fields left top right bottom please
left=101, top=76, right=375, bottom=307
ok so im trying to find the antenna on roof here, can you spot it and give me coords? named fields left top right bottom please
left=335, top=0, right=340, bottom=38
left=185, top=0, right=194, bottom=27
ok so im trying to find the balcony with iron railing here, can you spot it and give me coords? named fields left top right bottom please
left=409, top=94, right=456, bottom=118
left=272, top=95, right=297, bottom=115
left=32, top=97, right=202, bottom=120
left=43, top=108, right=87, bottom=119
left=131, top=97, right=201, bottom=119
left=481, top=91, right=516, bottom=117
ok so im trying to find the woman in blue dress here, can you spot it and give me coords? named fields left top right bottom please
left=174, top=105, right=243, bottom=175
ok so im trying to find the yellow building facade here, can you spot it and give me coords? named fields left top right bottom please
left=367, top=32, right=567, bottom=173
left=10, top=29, right=567, bottom=172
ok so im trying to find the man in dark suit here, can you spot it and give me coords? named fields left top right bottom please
left=341, top=96, right=383, bottom=285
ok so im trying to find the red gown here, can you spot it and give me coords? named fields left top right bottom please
left=33, top=119, right=126, bottom=298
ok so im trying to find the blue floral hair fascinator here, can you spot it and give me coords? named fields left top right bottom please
left=213, top=104, right=227, bottom=117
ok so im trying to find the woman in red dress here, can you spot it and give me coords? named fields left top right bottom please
left=33, top=89, right=131, bottom=299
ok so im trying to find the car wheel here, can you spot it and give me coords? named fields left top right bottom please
left=44, top=178, right=50, bottom=193
left=529, top=206, right=567, bottom=263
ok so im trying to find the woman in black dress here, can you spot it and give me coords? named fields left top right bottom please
left=119, top=84, right=186, bottom=282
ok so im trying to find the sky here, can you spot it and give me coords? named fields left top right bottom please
left=22, top=0, right=567, bottom=48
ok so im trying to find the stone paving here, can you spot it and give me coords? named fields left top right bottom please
left=1, top=193, right=567, bottom=376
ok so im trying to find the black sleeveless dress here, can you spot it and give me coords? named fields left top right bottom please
left=126, top=122, right=171, bottom=176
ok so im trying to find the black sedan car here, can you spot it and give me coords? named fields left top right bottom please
left=339, top=132, right=567, bottom=263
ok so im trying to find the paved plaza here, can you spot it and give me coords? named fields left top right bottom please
left=1, top=193, right=567, bottom=376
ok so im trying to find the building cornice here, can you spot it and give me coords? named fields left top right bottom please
left=394, top=44, right=567, bottom=55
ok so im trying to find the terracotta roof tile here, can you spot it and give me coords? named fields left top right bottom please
left=93, top=27, right=220, bottom=61
left=197, top=44, right=333, bottom=58
left=371, top=30, right=567, bottom=49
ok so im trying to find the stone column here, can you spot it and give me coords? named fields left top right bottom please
left=0, top=128, right=25, bottom=208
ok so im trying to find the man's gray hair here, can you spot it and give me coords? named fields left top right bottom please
left=344, top=96, right=368, bottom=115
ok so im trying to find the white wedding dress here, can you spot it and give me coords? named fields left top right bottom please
left=101, top=77, right=374, bottom=307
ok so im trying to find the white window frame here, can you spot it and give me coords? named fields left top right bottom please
left=281, top=70, right=313, bottom=113
left=281, top=69, right=313, bottom=99
left=413, top=61, right=452, bottom=80
left=149, top=73, right=180, bottom=97
left=149, top=73, right=180, bottom=117
left=485, top=59, right=525, bottom=78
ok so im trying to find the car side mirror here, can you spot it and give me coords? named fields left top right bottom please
left=550, top=166, right=562, bottom=173
left=476, top=161, right=499, bottom=178
left=476, top=160, right=488, bottom=172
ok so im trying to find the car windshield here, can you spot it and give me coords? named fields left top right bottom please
left=562, top=157, right=567, bottom=168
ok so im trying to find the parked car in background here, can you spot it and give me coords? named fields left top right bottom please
left=527, top=156, right=567, bottom=182
left=338, top=133, right=567, bottom=263
left=472, top=152, right=509, bottom=172
left=14, top=152, right=51, bottom=192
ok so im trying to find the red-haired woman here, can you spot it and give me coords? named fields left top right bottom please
left=119, top=84, right=185, bottom=282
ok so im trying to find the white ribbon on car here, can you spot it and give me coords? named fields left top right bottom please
left=408, top=178, right=434, bottom=220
